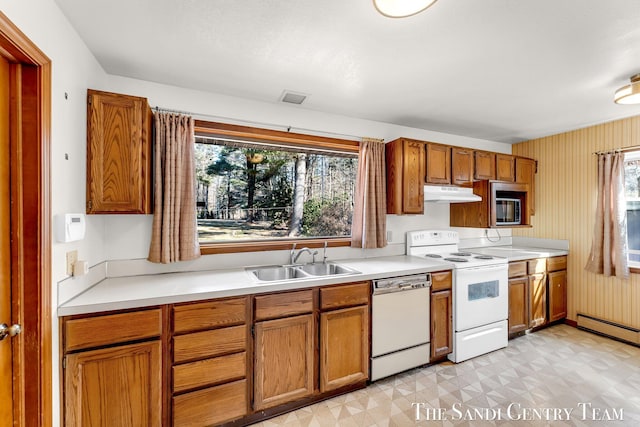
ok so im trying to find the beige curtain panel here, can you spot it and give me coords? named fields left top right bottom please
left=585, top=152, right=629, bottom=279
left=148, top=112, right=201, bottom=264
left=351, top=137, right=387, bottom=249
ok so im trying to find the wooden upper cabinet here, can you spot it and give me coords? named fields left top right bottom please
left=474, top=151, right=496, bottom=180
left=496, top=154, right=515, bottom=182
left=385, top=138, right=425, bottom=214
left=87, top=89, right=152, bottom=214
left=425, top=143, right=451, bottom=184
left=451, top=147, right=474, bottom=186
left=515, top=157, right=536, bottom=216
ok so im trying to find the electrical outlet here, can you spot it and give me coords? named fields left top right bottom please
left=66, top=250, right=78, bottom=275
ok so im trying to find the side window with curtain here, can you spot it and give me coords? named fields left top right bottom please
left=624, top=150, right=640, bottom=269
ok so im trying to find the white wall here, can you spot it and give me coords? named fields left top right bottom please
left=102, top=75, right=512, bottom=262
left=2, top=1, right=109, bottom=425
left=2, top=1, right=513, bottom=426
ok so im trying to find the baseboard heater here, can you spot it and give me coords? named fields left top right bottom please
left=577, top=313, right=640, bottom=345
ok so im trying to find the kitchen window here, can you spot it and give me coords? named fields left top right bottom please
left=194, top=121, right=359, bottom=254
left=624, top=150, right=640, bottom=269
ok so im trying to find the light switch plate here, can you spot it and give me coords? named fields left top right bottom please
left=66, top=250, right=78, bottom=275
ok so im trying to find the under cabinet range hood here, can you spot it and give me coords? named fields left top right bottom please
left=423, top=185, right=482, bottom=203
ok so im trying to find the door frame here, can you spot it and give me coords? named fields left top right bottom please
left=0, top=11, right=52, bottom=427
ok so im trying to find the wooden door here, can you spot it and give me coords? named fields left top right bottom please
left=402, top=140, right=425, bottom=214
left=496, top=154, right=515, bottom=182
left=320, top=306, right=369, bottom=392
left=474, top=151, right=495, bottom=180
left=64, top=341, right=162, bottom=427
left=516, top=157, right=536, bottom=215
left=254, top=314, right=315, bottom=410
left=0, top=53, right=12, bottom=427
left=430, top=289, right=452, bottom=360
left=508, top=277, right=529, bottom=334
left=548, top=270, right=567, bottom=322
left=451, top=147, right=474, bottom=185
left=0, top=14, right=52, bottom=427
left=529, top=273, right=547, bottom=328
left=425, top=143, right=451, bottom=184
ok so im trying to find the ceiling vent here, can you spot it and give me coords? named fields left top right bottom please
left=280, top=90, right=308, bottom=105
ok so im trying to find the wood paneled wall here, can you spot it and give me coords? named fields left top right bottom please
left=512, top=115, right=640, bottom=328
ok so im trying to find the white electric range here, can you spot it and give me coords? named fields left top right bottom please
left=406, top=230, right=509, bottom=363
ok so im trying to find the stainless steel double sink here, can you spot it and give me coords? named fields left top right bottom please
left=247, top=262, right=360, bottom=282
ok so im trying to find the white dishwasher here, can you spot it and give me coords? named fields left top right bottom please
left=370, top=273, right=431, bottom=381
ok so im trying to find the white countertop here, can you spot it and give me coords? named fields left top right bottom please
left=467, top=245, right=569, bottom=262
left=57, top=255, right=452, bottom=316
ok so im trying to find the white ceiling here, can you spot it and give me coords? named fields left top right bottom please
left=55, top=0, right=640, bottom=143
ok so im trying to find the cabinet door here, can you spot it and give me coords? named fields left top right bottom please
left=402, top=140, right=425, bottom=214
left=528, top=273, right=547, bottom=328
left=425, top=143, right=451, bottom=184
left=548, top=270, right=567, bottom=322
left=496, top=154, right=515, bottom=182
left=474, top=151, right=495, bottom=180
left=254, top=314, right=315, bottom=410
left=451, top=147, right=474, bottom=185
left=430, top=289, right=453, bottom=360
left=64, top=341, right=162, bottom=427
left=515, top=157, right=536, bottom=216
left=320, top=306, right=369, bottom=392
left=87, top=90, right=152, bottom=214
left=508, top=277, right=528, bottom=334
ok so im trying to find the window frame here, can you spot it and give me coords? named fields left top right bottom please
left=623, top=149, right=640, bottom=273
left=194, top=120, right=360, bottom=254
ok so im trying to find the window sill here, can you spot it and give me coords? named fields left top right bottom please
left=200, top=237, right=352, bottom=255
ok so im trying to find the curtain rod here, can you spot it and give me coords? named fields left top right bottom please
left=153, top=106, right=366, bottom=142
left=593, top=145, right=640, bottom=155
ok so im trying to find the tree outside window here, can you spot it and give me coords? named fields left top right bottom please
left=195, top=139, right=358, bottom=243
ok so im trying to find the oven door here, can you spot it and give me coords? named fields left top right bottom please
left=454, top=264, right=508, bottom=331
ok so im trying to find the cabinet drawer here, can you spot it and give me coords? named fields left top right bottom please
left=431, top=271, right=452, bottom=292
left=254, top=289, right=314, bottom=321
left=547, top=256, right=567, bottom=272
left=65, top=308, right=162, bottom=352
left=527, top=258, right=547, bottom=274
left=173, top=297, right=246, bottom=334
left=508, top=261, right=527, bottom=278
left=173, top=379, right=247, bottom=427
left=320, top=282, right=370, bottom=310
left=174, top=325, right=246, bottom=363
left=173, top=352, right=246, bottom=393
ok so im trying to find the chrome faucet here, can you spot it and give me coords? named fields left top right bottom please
left=322, top=241, right=328, bottom=264
left=290, top=244, right=318, bottom=264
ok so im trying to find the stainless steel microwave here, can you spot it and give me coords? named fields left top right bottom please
left=495, top=197, right=521, bottom=225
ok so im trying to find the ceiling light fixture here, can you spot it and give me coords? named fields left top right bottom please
left=373, top=0, right=438, bottom=18
left=614, top=74, right=640, bottom=105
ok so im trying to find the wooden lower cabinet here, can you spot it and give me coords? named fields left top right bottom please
left=430, top=289, right=453, bottom=360
left=529, top=273, right=547, bottom=328
left=64, top=341, right=162, bottom=427
left=508, top=277, right=529, bottom=334
left=548, top=270, right=567, bottom=322
left=430, top=270, right=453, bottom=360
left=253, top=314, right=315, bottom=410
left=173, top=380, right=247, bottom=427
left=320, top=305, right=369, bottom=392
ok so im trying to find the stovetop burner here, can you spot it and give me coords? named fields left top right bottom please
left=474, top=255, right=494, bottom=260
left=425, top=254, right=443, bottom=258
left=451, top=252, right=472, bottom=257
left=443, top=257, right=469, bottom=263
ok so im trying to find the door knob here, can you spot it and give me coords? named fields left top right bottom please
left=0, top=323, right=21, bottom=341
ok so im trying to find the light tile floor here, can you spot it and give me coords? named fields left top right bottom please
left=250, top=325, right=640, bottom=426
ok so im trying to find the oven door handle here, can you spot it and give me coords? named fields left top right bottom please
left=458, top=264, right=507, bottom=272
